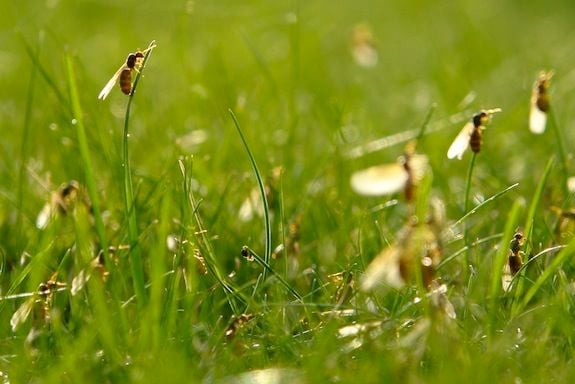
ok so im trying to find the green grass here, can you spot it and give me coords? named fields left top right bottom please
left=2, top=0, right=575, bottom=382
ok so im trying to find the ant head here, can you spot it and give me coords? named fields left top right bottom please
left=126, top=53, right=139, bottom=68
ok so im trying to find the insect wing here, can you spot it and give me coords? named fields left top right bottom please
left=529, top=98, right=547, bottom=134
left=36, top=202, right=53, bottom=230
left=360, top=245, right=404, bottom=291
left=238, top=188, right=264, bottom=222
left=10, top=298, right=35, bottom=332
left=502, top=262, right=513, bottom=292
left=98, top=65, right=124, bottom=100
left=447, top=122, right=473, bottom=160
left=407, top=154, right=429, bottom=184
left=350, top=163, right=408, bottom=196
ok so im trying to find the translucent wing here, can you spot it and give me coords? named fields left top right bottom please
left=529, top=101, right=547, bottom=134
left=501, top=262, right=513, bottom=292
left=238, top=188, right=264, bottom=221
left=35, top=202, right=53, bottom=230
left=350, top=163, right=408, bottom=196
left=360, top=245, right=404, bottom=291
left=10, top=298, right=35, bottom=332
left=568, top=177, right=575, bottom=193
left=407, top=154, right=429, bottom=184
left=447, top=122, right=473, bottom=160
left=98, top=65, right=124, bottom=100
left=71, top=269, right=90, bottom=296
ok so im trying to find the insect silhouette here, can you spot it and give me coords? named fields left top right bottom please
left=98, top=43, right=156, bottom=100
left=360, top=198, right=445, bottom=291
left=529, top=70, right=553, bottom=134
left=502, top=232, right=525, bottom=292
left=36, top=180, right=81, bottom=229
left=447, top=108, right=501, bottom=160
left=350, top=141, right=428, bottom=201
left=10, top=273, right=67, bottom=332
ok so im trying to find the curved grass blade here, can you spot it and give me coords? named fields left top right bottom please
left=242, top=246, right=303, bottom=303
left=228, top=109, right=272, bottom=281
left=487, top=199, right=524, bottom=339
left=178, top=157, right=246, bottom=313
left=122, top=40, right=156, bottom=306
left=518, top=236, right=575, bottom=313
left=511, top=156, right=554, bottom=316
left=452, top=183, right=519, bottom=228
left=65, top=53, right=110, bottom=277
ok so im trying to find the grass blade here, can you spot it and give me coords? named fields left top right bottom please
left=228, top=109, right=272, bottom=281
left=510, top=156, right=554, bottom=316
left=121, top=40, right=157, bottom=306
left=487, top=199, right=524, bottom=338
left=65, top=54, right=110, bottom=276
left=242, top=246, right=303, bottom=303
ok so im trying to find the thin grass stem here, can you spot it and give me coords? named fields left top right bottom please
left=122, top=40, right=156, bottom=306
left=65, top=54, right=110, bottom=275
left=511, top=156, right=555, bottom=316
left=416, top=103, right=437, bottom=142
left=228, top=109, right=272, bottom=281
left=242, top=246, right=303, bottom=303
left=548, top=110, right=568, bottom=189
left=487, top=199, right=523, bottom=341
left=16, top=37, right=39, bottom=237
left=178, top=157, right=246, bottom=314
left=463, top=152, right=477, bottom=282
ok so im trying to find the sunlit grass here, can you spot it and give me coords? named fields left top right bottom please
left=2, top=1, right=575, bottom=383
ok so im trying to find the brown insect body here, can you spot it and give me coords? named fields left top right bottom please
left=502, top=232, right=525, bottom=291
left=400, top=154, right=415, bottom=202
left=469, top=112, right=488, bottom=153
left=119, top=52, right=145, bottom=95
left=447, top=108, right=500, bottom=160
left=508, top=233, right=524, bottom=275
left=119, top=68, right=133, bottom=95
left=535, top=76, right=551, bottom=112
left=98, top=45, right=154, bottom=100
left=508, top=253, right=523, bottom=275
left=361, top=213, right=443, bottom=291
left=529, top=71, right=553, bottom=134
left=536, top=87, right=550, bottom=112
left=225, top=313, right=255, bottom=340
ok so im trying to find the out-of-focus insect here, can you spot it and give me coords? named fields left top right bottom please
left=350, top=141, right=428, bottom=201
left=238, top=166, right=282, bottom=222
left=529, top=70, right=553, bottom=134
left=241, top=245, right=255, bottom=262
left=225, top=313, right=255, bottom=340
left=10, top=273, right=67, bottom=332
left=272, top=214, right=302, bottom=259
left=351, top=23, right=378, bottom=68
left=329, top=271, right=354, bottom=306
left=550, top=206, right=575, bottom=240
left=36, top=180, right=81, bottom=229
left=71, top=245, right=126, bottom=295
left=447, top=108, right=501, bottom=160
left=502, top=232, right=525, bottom=292
left=360, top=198, right=445, bottom=291
left=98, top=43, right=156, bottom=100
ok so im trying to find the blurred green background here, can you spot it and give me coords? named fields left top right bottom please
left=2, top=0, right=575, bottom=382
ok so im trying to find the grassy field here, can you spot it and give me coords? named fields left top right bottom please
left=2, top=0, right=575, bottom=382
